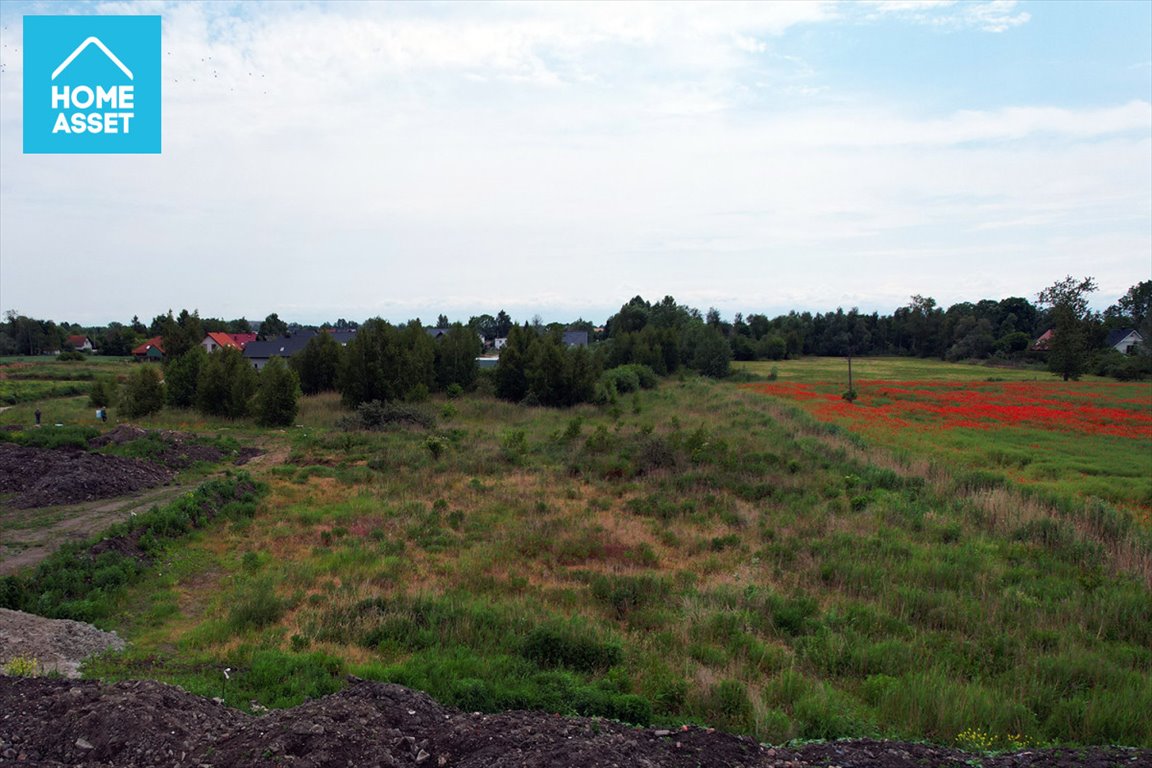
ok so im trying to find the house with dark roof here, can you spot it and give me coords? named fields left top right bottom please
left=243, top=329, right=357, bottom=370
left=132, top=336, right=165, bottom=362
left=1105, top=328, right=1144, bottom=355
left=562, top=331, right=589, bottom=348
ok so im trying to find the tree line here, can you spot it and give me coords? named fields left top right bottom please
left=4, top=277, right=1149, bottom=422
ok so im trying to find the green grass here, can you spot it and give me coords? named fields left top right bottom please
left=5, top=356, right=1150, bottom=746
left=736, top=357, right=1053, bottom=384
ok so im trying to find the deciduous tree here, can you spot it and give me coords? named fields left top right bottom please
left=1038, top=275, right=1097, bottom=381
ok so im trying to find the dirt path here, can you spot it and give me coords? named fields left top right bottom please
left=0, top=435, right=287, bottom=577
left=0, top=483, right=198, bottom=576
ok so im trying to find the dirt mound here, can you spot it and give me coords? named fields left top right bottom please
left=1, top=678, right=1146, bottom=768
left=88, top=426, right=262, bottom=469
left=0, top=609, right=125, bottom=678
left=0, top=443, right=173, bottom=509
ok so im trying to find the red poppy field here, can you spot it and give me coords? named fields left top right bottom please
left=745, top=369, right=1152, bottom=521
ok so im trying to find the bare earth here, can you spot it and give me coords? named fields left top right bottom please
left=1, top=676, right=1147, bottom=768
left=0, top=609, right=124, bottom=678
left=0, top=484, right=195, bottom=577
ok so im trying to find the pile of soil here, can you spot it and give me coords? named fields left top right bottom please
left=0, top=428, right=263, bottom=510
left=0, top=609, right=124, bottom=679
left=88, top=426, right=263, bottom=469
left=0, top=443, right=173, bottom=509
left=1, top=677, right=1146, bottom=768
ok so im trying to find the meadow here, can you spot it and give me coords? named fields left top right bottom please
left=737, top=358, right=1152, bottom=520
left=1, top=356, right=1145, bottom=751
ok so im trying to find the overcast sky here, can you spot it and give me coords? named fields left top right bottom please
left=0, top=0, right=1149, bottom=326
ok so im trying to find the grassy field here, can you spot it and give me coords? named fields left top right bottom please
left=4, top=356, right=1151, bottom=748
left=0, top=355, right=133, bottom=407
left=737, top=358, right=1152, bottom=520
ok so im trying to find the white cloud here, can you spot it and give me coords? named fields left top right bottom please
left=859, top=0, right=1030, bottom=32
left=0, top=1, right=1146, bottom=324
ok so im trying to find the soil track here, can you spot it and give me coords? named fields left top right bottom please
left=0, top=484, right=196, bottom=577
left=1, top=677, right=1146, bottom=768
left=0, top=428, right=264, bottom=576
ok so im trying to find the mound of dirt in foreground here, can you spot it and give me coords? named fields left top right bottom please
left=0, top=443, right=172, bottom=509
left=1, top=677, right=1146, bottom=768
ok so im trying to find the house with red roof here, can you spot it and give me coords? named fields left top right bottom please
left=66, top=335, right=94, bottom=352
left=132, top=336, right=165, bottom=362
left=201, top=332, right=257, bottom=354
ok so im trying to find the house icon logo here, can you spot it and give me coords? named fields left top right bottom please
left=23, top=16, right=161, bottom=154
left=53, top=37, right=134, bottom=81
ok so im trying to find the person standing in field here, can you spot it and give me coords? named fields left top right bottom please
left=34, top=408, right=41, bottom=427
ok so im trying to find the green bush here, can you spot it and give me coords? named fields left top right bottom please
left=228, top=578, right=285, bottom=632
left=253, top=356, right=301, bottom=427
left=338, top=400, right=435, bottom=430
left=521, top=620, right=623, bottom=672
left=120, top=365, right=165, bottom=418
left=245, top=650, right=345, bottom=708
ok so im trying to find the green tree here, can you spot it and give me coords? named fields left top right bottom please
left=254, top=357, right=301, bottom=427
left=494, top=310, right=513, bottom=338
left=197, top=346, right=258, bottom=417
left=526, top=333, right=569, bottom=406
left=261, top=313, right=289, bottom=339
left=120, top=366, right=165, bottom=418
left=88, top=379, right=114, bottom=408
left=292, top=332, right=343, bottom=395
left=338, top=319, right=436, bottom=407
left=99, top=322, right=136, bottom=357
left=1038, top=275, right=1098, bottom=381
left=435, top=323, right=482, bottom=391
left=1105, top=280, right=1152, bottom=346
left=165, top=347, right=207, bottom=408
left=495, top=324, right=533, bottom=402
left=691, top=326, right=732, bottom=378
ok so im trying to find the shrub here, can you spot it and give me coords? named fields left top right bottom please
left=196, top=346, right=258, bottom=418
left=521, top=621, right=623, bottom=672
left=589, top=573, right=667, bottom=618
left=253, top=356, right=301, bottom=427
left=87, top=379, right=115, bottom=408
left=425, top=435, right=448, bottom=459
left=228, top=578, right=285, bottom=632
left=338, top=400, right=435, bottom=430
left=696, top=679, right=754, bottom=733
left=120, top=365, right=165, bottom=418
left=164, top=348, right=206, bottom=408
left=2, top=655, right=41, bottom=677
left=500, top=430, right=527, bottom=463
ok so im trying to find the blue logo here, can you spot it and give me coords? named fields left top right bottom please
left=23, top=15, right=161, bottom=154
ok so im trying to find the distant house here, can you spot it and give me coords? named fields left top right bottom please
left=132, top=336, right=165, bottom=362
left=494, top=338, right=508, bottom=350
left=66, top=335, right=94, bottom=352
left=201, top=332, right=258, bottom=354
left=1031, top=329, right=1054, bottom=352
left=1105, top=328, right=1144, bottom=355
left=243, top=329, right=357, bottom=371
left=425, top=328, right=450, bottom=339
left=562, top=331, right=589, bottom=348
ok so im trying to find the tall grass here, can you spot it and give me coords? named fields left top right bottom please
left=38, top=377, right=1151, bottom=747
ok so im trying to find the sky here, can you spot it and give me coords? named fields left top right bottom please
left=0, top=0, right=1149, bottom=326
